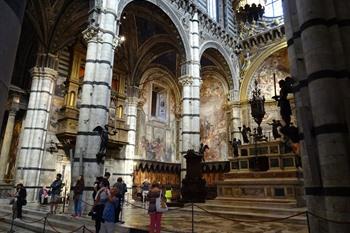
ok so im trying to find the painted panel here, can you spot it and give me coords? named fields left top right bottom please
left=136, top=79, right=178, bottom=163
left=200, top=75, right=228, bottom=161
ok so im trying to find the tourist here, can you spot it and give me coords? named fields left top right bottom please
left=113, top=177, right=127, bottom=222
left=104, top=172, right=111, bottom=188
left=93, top=178, right=109, bottom=233
left=147, top=182, right=163, bottom=233
left=10, top=183, right=27, bottom=219
left=39, top=186, right=49, bottom=204
left=165, top=186, right=172, bottom=203
left=72, top=175, right=84, bottom=217
left=93, top=176, right=104, bottom=200
left=141, top=179, right=150, bottom=203
left=100, top=187, right=119, bottom=233
left=49, top=173, right=62, bottom=214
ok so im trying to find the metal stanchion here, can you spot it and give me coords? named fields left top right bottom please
left=119, top=198, right=125, bottom=224
left=9, top=211, right=15, bottom=233
left=191, top=202, right=194, bottom=233
left=42, top=215, right=48, bottom=233
left=62, top=187, right=67, bottom=214
left=306, top=212, right=311, bottom=233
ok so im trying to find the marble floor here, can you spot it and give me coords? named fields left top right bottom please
left=1, top=200, right=308, bottom=233
left=120, top=202, right=308, bottom=233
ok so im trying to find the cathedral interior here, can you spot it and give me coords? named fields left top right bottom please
left=0, top=0, right=349, bottom=232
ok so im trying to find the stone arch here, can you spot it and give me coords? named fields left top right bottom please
left=136, top=67, right=181, bottom=163
left=240, top=41, right=287, bottom=101
left=199, top=40, right=239, bottom=100
left=139, top=67, right=181, bottom=106
left=117, top=0, right=190, bottom=61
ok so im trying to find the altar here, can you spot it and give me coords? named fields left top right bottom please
left=217, top=140, right=305, bottom=206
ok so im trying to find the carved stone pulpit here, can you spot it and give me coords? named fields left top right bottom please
left=181, top=150, right=206, bottom=202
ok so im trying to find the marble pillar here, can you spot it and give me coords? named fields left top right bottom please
left=73, top=0, right=119, bottom=199
left=283, top=0, right=350, bottom=232
left=231, top=102, right=241, bottom=142
left=16, top=62, right=58, bottom=201
left=123, top=96, right=138, bottom=189
left=0, top=110, right=17, bottom=181
left=179, top=12, right=201, bottom=180
left=0, top=0, right=26, bottom=132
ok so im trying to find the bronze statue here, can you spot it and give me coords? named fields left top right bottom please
left=93, top=125, right=117, bottom=164
left=232, top=138, right=239, bottom=157
left=268, top=119, right=282, bottom=140
left=240, top=125, right=251, bottom=143
left=273, top=77, right=294, bottom=126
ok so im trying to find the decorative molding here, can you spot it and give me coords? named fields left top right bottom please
left=179, top=75, right=194, bottom=86
left=82, top=25, right=100, bottom=42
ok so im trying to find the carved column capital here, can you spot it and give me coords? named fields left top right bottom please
left=179, top=75, right=193, bottom=86
left=82, top=25, right=100, bottom=42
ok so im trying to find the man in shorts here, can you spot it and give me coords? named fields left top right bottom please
left=49, top=173, right=62, bottom=214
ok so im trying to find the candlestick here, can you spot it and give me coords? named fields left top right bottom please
left=273, top=73, right=277, bottom=97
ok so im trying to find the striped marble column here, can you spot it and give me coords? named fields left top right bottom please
left=179, top=12, right=201, bottom=180
left=123, top=96, right=138, bottom=189
left=284, top=0, right=350, bottom=231
left=231, top=102, right=241, bottom=142
left=73, top=0, right=120, bottom=199
left=0, top=109, right=17, bottom=181
left=16, top=55, right=58, bottom=201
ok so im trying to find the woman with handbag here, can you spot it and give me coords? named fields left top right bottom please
left=72, top=175, right=84, bottom=217
left=147, top=182, right=167, bottom=233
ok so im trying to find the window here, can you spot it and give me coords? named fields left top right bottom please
left=264, top=0, right=283, bottom=17
left=207, top=0, right=218, bottom=21
left=117, top=105, right=124, bottom=119
left=151, top=85, right=167, bottom=121
left=68, top=91, right=75, bottom=107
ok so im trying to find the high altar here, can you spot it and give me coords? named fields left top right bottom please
left=217, top=140, right=305, bottom=206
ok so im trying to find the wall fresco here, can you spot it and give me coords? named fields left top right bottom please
left=200, top=75, right=228, bottom=161
left=137, top=79, right=178, bottom=163
left=248, top=48, right=290, bottom=100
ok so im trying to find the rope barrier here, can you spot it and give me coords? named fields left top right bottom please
left=124, top=200, right=192, bottom=212
left=46, top=219, right=62, bottom=233
left=20, top=216, right=46, bottom=224
left=83, top=226, right=94, bottom=233
left=307, top=211, right=350, bottom=225
left=193, top=204, right=307, bottom=223
left=66, top=225, right=84, bottom=233
left=81, top=200, right=94, bottom=207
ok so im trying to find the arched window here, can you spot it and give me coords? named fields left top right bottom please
left=68, top=91, right=76, bottom=107
left=264, top=0, right=283, bottom=17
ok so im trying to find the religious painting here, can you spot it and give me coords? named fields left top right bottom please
left=248, top=48, right=290, bottom=100
left=200, top=75, right=228, bottom=161
left=136, top=74, right=179, bottom=163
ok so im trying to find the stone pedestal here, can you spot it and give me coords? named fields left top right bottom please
left=181, top=150, right=206, bottom=203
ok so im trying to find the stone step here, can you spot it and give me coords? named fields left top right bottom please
left=211, top=197, right=298, bottom=208
left=181, top=205, right=306, bottom=224
left=0, top=204, right=141, bottom=233
left=199, top=203, right=305, bottom=216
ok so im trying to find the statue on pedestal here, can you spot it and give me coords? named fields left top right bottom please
left=181, top=148, right=207, bottom=203
left=93, top=125, right=117, bottom=164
